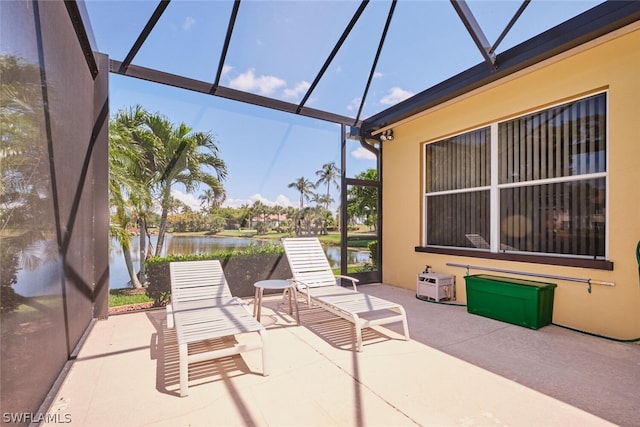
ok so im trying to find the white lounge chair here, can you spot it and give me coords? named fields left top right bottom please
left=465, top=233, right=518, bottom=251
left=168, top=260, right=268, bottom=397
left=282, top=237, right=410, bottom=352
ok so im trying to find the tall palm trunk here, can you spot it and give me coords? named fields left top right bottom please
left=155, top=187, right=171, bottom=256
left=138, top=217, right=147, bottom=284
left=121, top=241, right=143, bottom=288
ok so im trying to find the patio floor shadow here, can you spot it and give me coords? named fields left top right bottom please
left=42, top=284, right=639, bottom=427
left=146, top=311, right=257, bottom=398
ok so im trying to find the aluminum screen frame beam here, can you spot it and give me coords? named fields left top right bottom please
left=118, top=0, right=171, bottom=73
left=355, top=0, right=396, bottom=125
left=109, top=60, right=361, bottom=126
left=490, top=0, right=530, bottom=55
left=296, top=0, right=369, bottom=114
left=450, top=0, right=496, bottom=70
left=210, top=0, right=241, bottom=95
left=64, top=0, right=99, bottom=79
left=362, top=1, right=640, bottom=135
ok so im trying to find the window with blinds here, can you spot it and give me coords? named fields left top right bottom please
left=425, top=127, right=491, bottom=248
left=424, top=92, right=607, bottom=258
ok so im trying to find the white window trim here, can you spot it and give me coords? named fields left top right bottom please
left=422, top=91, right=609, bottom=259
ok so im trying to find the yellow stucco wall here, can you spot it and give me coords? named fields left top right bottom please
left=382, top=24, right=640, bottom=340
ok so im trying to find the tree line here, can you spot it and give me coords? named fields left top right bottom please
left=109, top=106, right=377, bottom=288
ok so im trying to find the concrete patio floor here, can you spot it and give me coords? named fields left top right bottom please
left=43, top=284, right=639, bottom=427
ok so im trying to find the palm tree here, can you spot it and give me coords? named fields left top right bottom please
left=272, top=204, right=284, bottom=229
left=1, top=55, right=52, bottom=310
left=119, top=110, right=155, bottom=284
left=238, top=203, right=251, bottom=228
left=288, top=177, right=315, bottom=210
left=310, top=193, right=333, bottom=235
left=315, top=162, right=341, bottom=210
left=143, top=113, right=228, bottom=256
left=251, top=200, right=268, bottom=233
left=199, top=188, right=225, bottom=214
left=108, top=106, right=150, bottom=288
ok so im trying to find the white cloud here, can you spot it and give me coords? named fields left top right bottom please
left=221, top=198, right=248, bottom=209
left=380, top=86, right=414, bottom=105
left=222, top=194, right=294, bottom=209
left=248, top=193, right=295, bottom=207
left=171, top=189, right=202, bottom=211
left=221, top=65, right=234, bottom=76
left=274, top=194, right=295, bottom=207
left=182, top=16, right=195, bottom=31
left=283, top=81, right=311, bottom=99
left=346, top=97, right=361, bottom=112
left=228, top=69, right=286, bottom=96
left=248, top=193, right=274, bottom=206
left=373, top=71, right=383, bottom=78
left=351, top=146, right=376, bottom=160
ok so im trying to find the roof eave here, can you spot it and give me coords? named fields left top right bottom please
left=361, top=1, right=640, bottom=135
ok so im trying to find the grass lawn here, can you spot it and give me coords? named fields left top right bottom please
left=215, top=229, right=375, bottom=247
left=215, top=229, right=259, bottom=238
left=109, top=288, right=153, bottom=307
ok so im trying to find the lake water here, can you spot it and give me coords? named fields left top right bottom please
left=109, top=235, right=371, bottom=289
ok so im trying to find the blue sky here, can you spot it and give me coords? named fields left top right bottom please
left=85, top=0, right=600, bottom=211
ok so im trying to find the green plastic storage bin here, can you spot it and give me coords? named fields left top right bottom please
left=464, top=274, right=557, bottom=329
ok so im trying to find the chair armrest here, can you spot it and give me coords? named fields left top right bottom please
left=335, top=274, right=359, bottom=291
left=231, top=296, right=252, bottom=314
left=289, top=279, right=308, bottom=291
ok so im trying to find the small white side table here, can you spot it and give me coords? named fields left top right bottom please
left=253, top=279, right=300, bottom=325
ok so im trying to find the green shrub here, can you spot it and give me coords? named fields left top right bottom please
left=1, top=249, right=21, bottom=314
left=368, top=240, right=378, bottom=268
left=145, top=243, right=292, bottom=306
left=346, top=235, right=376, bottom=248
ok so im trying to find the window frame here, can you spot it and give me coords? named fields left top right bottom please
left=418, top=91, right=612, bottom=270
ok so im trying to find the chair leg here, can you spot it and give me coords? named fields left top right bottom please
left=166, top=304, right=174, bottom=329
left=179, top=342, right=189, bottom=397
left=253, top=287, right=260, bottom=318
left=259, top=329, right=269, bottom=376
left=292, top=287, right=300, bottom=325
left=351, top=314, right=363, bottom=352
left=399, top=306, right=410, bottom=341
left=355, top=325, right=363, bottom=352
left=255, top=288, right=264, bottom=322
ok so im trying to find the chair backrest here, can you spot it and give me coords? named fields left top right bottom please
left=465, top=234, right=490, bottom=249
left=282, top=237, right=337, bottom=289
left=169, top=260, right=233, bottom=306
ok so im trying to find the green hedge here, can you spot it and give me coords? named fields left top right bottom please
left=346, top=235, right=376, bottom=249
left=145, top=243, right=292, bottom=306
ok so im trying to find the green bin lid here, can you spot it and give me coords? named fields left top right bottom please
left=468, top=274, right=557, bottom=288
